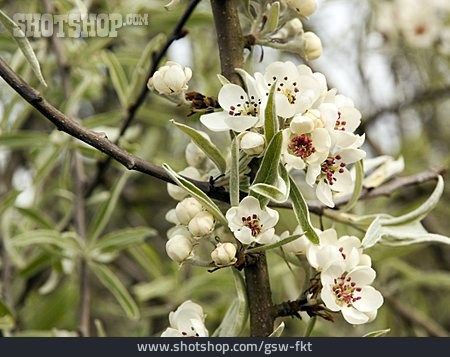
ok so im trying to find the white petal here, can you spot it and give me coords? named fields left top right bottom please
left=339, top=106, right=361, bottom=132
left=316, top=180, right=335, bottom=207
left=259, top=207, right=279, bottom=229
left=331, top=168, right=353, bottom=193
left=200, top=112, right=230, bottom=132
left=191, top=318, right=209, bottom=337
left=283, top=152, right=306, bottom=170
left=275, top=95, right=297, bottom=118
left=234, top=226, right=254, bottom=245
left=256, top=228, right=276, bottom=245
left=320, top=261, right=345, bottom=286
left=218, top=84, right=247, bottom=111
left=320, top=287, right=341, bottom=312
left=319, top=228, right=338, bottom=245
left=164, top=66, right=186, bottom=91
left=347, top=266, right=376, bottom=286
left=311, top=128, right=331, bottom=152
left=333, top=131, right=359, bottom=148
left=316, top=246, right=343, bottom=270
left=264, top=61, right=299, bottom=84
left=161, top=328, right=183, bottom=337
left=224, top=115, right=259, bottom=132
left=306, top=164, right=321, bottom=186
left=339, top=148, right=366, bottom=164
left=352, top=286, right=384, bottom=312
left=341, top=306, right=369, bottom=324
left=240, top=196, right=262, bottom=214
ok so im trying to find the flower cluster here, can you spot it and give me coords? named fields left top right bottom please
left=374, top=0, right=450, bottom=52
left=279, top=227, right=383, bottom=324
left=201, top=61, right=366, bottom=207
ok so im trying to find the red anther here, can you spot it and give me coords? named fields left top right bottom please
left=294, top=88, right=299, bottom=93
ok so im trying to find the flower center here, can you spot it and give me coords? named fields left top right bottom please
left=288, top=134, right=316, bottom=159
left=334, top=111, right=347, bottom=131
left=415, top=24, right=427, bottom=35
left=332, top=273, right=362, bottom=307
left=228, top=95, right=261, bottom=117
left=268, top=76, right=300, bottom=105
left=242, top=214, right=262, bottom=236
left=320, top=154, right=346, bottom=186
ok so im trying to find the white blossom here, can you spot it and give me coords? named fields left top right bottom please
left=166, top=233, right=193, bottom=263
left=226, top=196, right=279, bottom=245
left=240, top=132, right=266, bottom=156
left=302, top=32, right=322, bottom=60
left=211, top=243, right=237, bottom=266
left=161, top=300, right=208, bottom=337
left=320, top=263, right=384, bottom=324
left=200, top=70, right=265, bottom=132
left=148, top=61, right=192, bottom=96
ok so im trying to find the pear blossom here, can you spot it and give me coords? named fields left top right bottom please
left=320, top=263, right=384, bottom=324
left=285, top=0, right=317, bottom=17
left=225, top=196, right=279, bottom=245
left=256, top=61, right=325, bottom=118
left=161, top=300, right=208, bottom=337
left=307, top=148, right=366, bottom=207
left=175, top=197, right=203, bottom=225
left=148, top=61, right=192, bottom=96
left=211, top=243, right=237, bottom=266
left=240, top=132, right=265, bottom=156
left=306, top=229, right=364, bottom=271
left=188, top=211, right=215, bottom=238
left=200, top=71, right=265, bottom=132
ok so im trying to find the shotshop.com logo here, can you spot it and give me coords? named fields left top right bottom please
left=11, top=13, right=149, bottom=38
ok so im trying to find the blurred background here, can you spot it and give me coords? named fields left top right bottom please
left=0, top=0, right=449, bottom=336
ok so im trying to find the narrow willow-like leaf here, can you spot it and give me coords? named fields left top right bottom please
left=163, top=164, right=227, bottom=225
left=91, top=227, right=156, bottom=253
left=361, top=216, right=383, bottom=249
left=11, top=229, right=76, bottom=251
left=341, top=160, right=364, bottom=212
left=289, top=176, right=319, bottom=244
left=230, top=137, right=240, bottom=207
left=217, top=74, right=231, bottom=85
left=363, top=329, right=391, bottom=337
left=16, top=207, right=53, bottom=229
left=382, top=175, right=444, bottom=226
left=94, top=319, right=107, bottom=337
left=171, top=120, right=227, bottom=173
left=0, top=10, right=47, bottom=86
left=264, top=83, right=278, bottom=144
left=250, top=131, right=283, bottom=207
left=0, top=132, right=50, bottom=148
left=102, top=51, right=129, bottom=107
left=0, top=297, right=14, bottom=329
left=90, top=263, right=140, bottom=320
left=269, top=322, right=285, bottom=337
left=250, top=164, right=290, bottom=203
left=88, top=172, right=130, bottom=242
left=213, top=269, right=248, bottom=337
left=246, top=234, right=303, bottom=253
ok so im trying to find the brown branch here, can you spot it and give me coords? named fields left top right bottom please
left=85, top=0, right=202, bottom=196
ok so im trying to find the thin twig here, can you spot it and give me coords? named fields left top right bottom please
left=84, top=0, right=202, bottom=196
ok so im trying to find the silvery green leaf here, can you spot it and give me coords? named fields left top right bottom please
left=0, top=297, right=14, bottom=329
left=38, top=269, right=61, bottom=295
left=217, top=74, right=231, bottom=85
left=11, top=229, right=78, bottom=252
left=88, top=172, right=130, bottom=243
left=163, top=163, right=227, bottom=225
left=289, top=176, right=319, bottom=244
left=171, top=120, right=227, bottom=173
left=265, top=2, right=280, bottom=34
left=269, top=322, right=285, bottom=337
left=102, top=51, right=129, bottom=107
left=213, top=269, right=248, bottom=337
left=361, top=216, right=383, bottom=249
left=264, top=82, right=278, bottom=144
left=381, top=175, right=444, bottom=226
left=250, top=164, right=290, bottom=203
left=364, top=156, right=404, bottom=189
left=250, top=131, right=283, bottom=207
left=230, top=136, right=240, bottom=207
left=0, top=10, right=47, bottom=86
left=363, top=328, right=390, bottom=337
left=90, top=263, right=140, bottom=320
left=90, top=227, right=156, bottom=254
left=246, top=234, right=303, bottom=253
left=341, top=160, right=364, bottom=212
left=380, top=221, right=450, bottom=246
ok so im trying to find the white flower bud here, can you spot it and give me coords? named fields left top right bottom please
left=289, top=114, right=315, bottom=134
left=167, top=166, right=201, bottom=201
left=185, top=142, right=206, bottom=167
left=188, top=211, right=215, bottom=238
left=240, top=132, right=265, bottom=156
left=274, top=18, right=304, bottom=40
left=166, top=234, right=193, bottom=263
left=175, top=197, right=203, bottom=225
left=148, top=61, right=192, bottom=96
left=211, top=243, right=237, bottom=266
left=286, top=0, right=317, bottom=17
left=303, top=32, right=322, bottom=60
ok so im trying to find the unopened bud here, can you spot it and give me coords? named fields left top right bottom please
left=240, top=132, right=265, bottom=156
left=188, top=211, right=215, bottom=238
left=211, top=243, right=237, bottom=266
left=303, top=32, right=322, bottom=60
left=148, top=61, right=192, bottom=96
left=286, top=0, right=317, bottom=17
left=175, top=197, right=203, bottom=225
left=290, top=114, right=315, bottom=134
left=166, top=234, right=193, bottom=263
